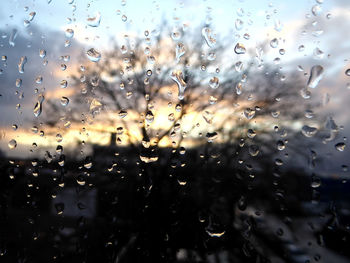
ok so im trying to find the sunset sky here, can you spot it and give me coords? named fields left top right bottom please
left=0, top=0, right=349, bottom=177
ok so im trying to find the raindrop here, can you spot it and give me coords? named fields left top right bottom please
left=345, top=69, right=350, bottom=76
left=301, top=125, right=318, bottom=137
left=247, top=129, right=256, bottom=138
left=235, top=19, right=244, bottom=31
left=234, top=43, right=246, bottom=54
left=244, top=108, right=255, bottom=119
left=209, top=77, right=219, bottom=89
left=313, top=47, right=324, bottom=59
left=145, top=111, right=154, bottom=123
left=202, top=27, right=216, bottom=48
left=60, top=80, right=68, bottom=88
left=312, top=5, right=322, bottom=16
left=60, top=97, right=69, bottom=106
left=118, top=109, right=128, bottom=118
left=235, top=61, right=243, bottom=72
left=56, top=134, right=63, bottom=143
left=90, top=99, right=103, bottom=115
left=55, top=203, right=64, bottom=215
left=16, top=78, right=22, bottom=88
left=84, top=157, right=93, bottom=169
left=9, top=29, right=17, bottom=47
left=28, top=12, right=36, bottom=21
left=270, top=38, right=278, bottom=48
left=307, top=65, right=324, bottom=89
left=86, top=48, right=101, bottom=62
left=277, top=140, right=285, bottom=150
left=87, top=12, right=101, bottom=27
left=8, top=139, right=17, bottom=149
left=18, top=56, right=27, bottom=74
left=171, top=70, right=187, bottom=100
left=249, top=145, right=259, bottom=156
left=335, top=142, right=346, bottom=152
left=206, top=132, right=218, bottom=142
left=39, top=49, right=46, bottom=58
left=202, top=110, right=213, bottom=124
left=33, top=94, right=44, bottom=117
left=65, top=28, right=74, bottom=38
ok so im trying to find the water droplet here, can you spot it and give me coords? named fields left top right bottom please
left=206, top=230, right=225, bottom=238
left=175, top=42, right=185, bottom=63
left=249, top=145, right=259, bottom=156
left=335, top=142, right=346, bottom=152
left=301, top=125, right=318, bottom=137
left=90, top=99, right=102, bottom=115
left=60, top=80, right=68, bottom=88
left=312, top=5, right=322, bottom=16
left=18, top=56, right=27, bottom=74
left=171, top=70, right=187, bottom=100
left=87, top=12, right=101, bottom=27
left=234, top=43, right=246, bottom=54
left=56, top=133, right=63, bottom=143
left=86, top=48, right=101, bottom=62
left=60, top=97, right=69, bottom=106
left=202, top=110, right=213, bottom=124
left=8, top=139, right=17, bottom=149
left=65, top=28, right=74, bottom=38
left=270, top=38, right=278, bottom=48
left=16, top=78, right=22, bottom=88
left=55, top=203, right=64, bottom=215
left=313, top=47, right=324, bottom=59
left=39, top=49, right=46, bottom=58
left=202, top=27, right=216, bottom=48
left=235, top=19, right=244, bottom=31
left=244, top=108, right=255, bottom=119
left=9, top=29, right=17, bottom=47
left=206, top=132, right=218, bottom=142
left=277, top=140, right=285, bottom=150
left=33, top=94, right=44, bottom=117
left=345, top=69, right=350, bottom=76
left=209, top=77, right=219, bottom=89
left=145, top=111, right=154, bottom=123
left=307, top=65, right=324, bottom=89
left=118, top=109, right=128, bottom=118
left=247, top=129, right=256, bottom=138
left=140, top=155, right=158, bottom=163
left=28, top=11, right=36, bottom=21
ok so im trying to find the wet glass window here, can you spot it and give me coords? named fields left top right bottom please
left=0, top=0, right=349, bottom=262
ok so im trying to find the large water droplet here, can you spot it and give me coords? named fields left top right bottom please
left=87, top=12, right=101, bottom=27
left=86, top=48, right=101, bottom=62
left=209, top=77, right=219, bottom=89
left=244, top=108, right=255, bottom=119
left=18, top=56, right=27, bottom=74
left=65, top=28, right=74, bottom=38
left=175, top=42, right=185, bottom=63
left=171, top=70, right=187, bottom=100
left=235, top=19, right=244, bottom=31
left=8, top=139, right=17, bottom=149
left=60, top=97, right=69, bottom=106
left=249, top=145, right=259, bottom=156
left=90, top=99, right=102, bottom=115
left=234, top=43, right=246, bottom=54
left=28, top=12, right=36, bottom=21
left=335, top=142, right=346, bottom=152
left=301, top=125, right=318, bottom=137
left=202, top=27, right=216, bottom=48
left=206, top=132, right=218, bottom=142
left=9, top=29, right=17, bottom=47
left=307, top=65, right=324, bottom=89
left=34, top=94, right=44, bottom=117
